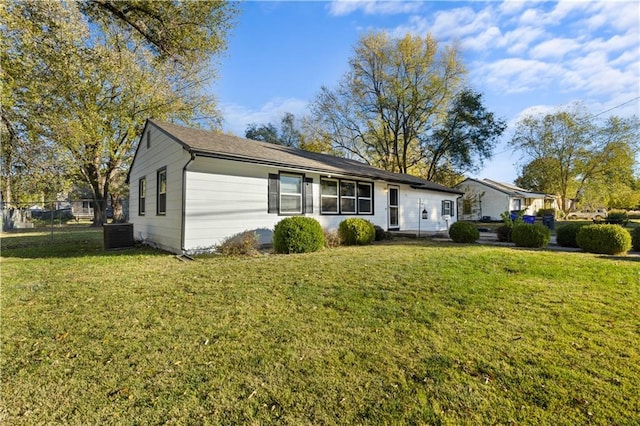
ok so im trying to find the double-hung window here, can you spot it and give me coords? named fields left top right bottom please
left=279, top=173, right=303, bottom=214
left=357, top=182, right=373, bottom=214
left=268, top=173, right=312, bottom=215
left=340, top=181, right=357, bottom=214
left=157, top=168, right=167, bottom=215
left=320, top=179, right=339, bottom=213
left=320, top=177, right=374, bottom=215
left=442, top=200, right=453, bottom=217
left=139, top=177, right=146, bottom=215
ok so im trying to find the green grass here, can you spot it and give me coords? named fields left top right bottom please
left=2, top=228, right=639, bottom=424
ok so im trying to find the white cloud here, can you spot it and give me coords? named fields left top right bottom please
left=583, top=32, right=640, bottom=56
left=498, top=0, right=528, bottom=16
left=327, top=1, right=423, bottom=16
left=462, top=26, right=502, bottom=52
left=431, top=6, right=494, bottom=39
left=221, top=98, right=308, bottom=136
left=585, top=1, right=640, bottom=32
left=529, top=37, right=582, bottom=60
left=479, top=58, right=566, bottom=94
left=501, top=26, right=547, bottom=55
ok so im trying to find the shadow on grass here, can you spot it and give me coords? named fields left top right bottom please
left=598, top=254, right=640, bottom=262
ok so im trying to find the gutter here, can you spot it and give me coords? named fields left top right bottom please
left=180, top=152, right=196, bottom=253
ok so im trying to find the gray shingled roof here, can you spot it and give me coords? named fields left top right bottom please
left=149, top=119, right=462, bottom=195
left=458, top=178, right=552, bottom=198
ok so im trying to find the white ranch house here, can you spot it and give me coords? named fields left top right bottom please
left=127, top=120, right=463, bottom=254
left=455, top=178, right=559, bottom=221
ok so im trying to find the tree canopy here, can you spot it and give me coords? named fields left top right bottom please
left=245, top=113, right=303, bottom=147
left=308, top=31, right=504, bottom=185
left=1, top=0, right=237, bottom=222
left=512, top=104, right=639, bottom=211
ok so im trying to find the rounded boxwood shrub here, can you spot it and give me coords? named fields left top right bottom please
left=373, top=225, right=390, bottom=241
left=511, top=223, right=551, bottom=248
left=338, top=218, right=375, bottom=245
left=496, top=224, right=512, bottom=242
left=556, top=223, right=585, bottom=248
left=576, top=224, right=631, bottom=255
left=605, top=210, right=629, bottom=226
left=273, top=217, right=325, bottom=254
left=632, top=227, right=640, bottom=252
left=448, top=221, right=480, bottom=243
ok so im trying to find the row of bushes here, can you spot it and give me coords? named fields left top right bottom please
left=557, top=223, right=638, bottom=255
left=452, top=220, right=638, bottom=255
left=218, top=217, right=390, bottom=255
left=219, top=217, right=639, bottom=256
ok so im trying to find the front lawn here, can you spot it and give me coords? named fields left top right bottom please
left=1, top=228, right=638, bottom=424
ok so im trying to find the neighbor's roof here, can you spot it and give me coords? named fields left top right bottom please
left=148, top=119, right=463, bottom=195
left=457, top=178, right=553, bottom=198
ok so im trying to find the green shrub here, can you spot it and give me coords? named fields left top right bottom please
left=216, top=231, right=259, bottom=256
left=605, top=210, right=629, bottom=226
left=373, top=225, right=391, bottom=241
left=448, top=221, right=480, bottom=243
left=496, top=225, right=512, bottom=242
left=556, top=223, right=585, bottom=248
left=511, top=223, right=551, bottom=248
left=576, top=224, right=632, bottom=255
left=632, top=227, right=640, bottom=252
left=338, top=218, right=375, bottom=245
left=273, top=217, right=325, bottom=254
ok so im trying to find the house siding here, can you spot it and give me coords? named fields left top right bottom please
left=457, top=180, right=508, bottom=220
left=128, top=125, right=190, bottom=252
left=456, top=179, right=556, bottom=221
left=129, top=121, right=462, bottom=254
left=181, top=157, right=456, bottom=253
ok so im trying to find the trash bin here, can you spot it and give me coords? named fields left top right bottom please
left=103, top=223, right=134, bottom=250
left=522, top=215, right=536, bottom=224
left=542, top=214, right=555, bottom=230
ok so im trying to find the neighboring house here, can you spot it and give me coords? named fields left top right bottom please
left=455, top=178, right=559, bottom=221
left=127, top=119, right=463, bottom=254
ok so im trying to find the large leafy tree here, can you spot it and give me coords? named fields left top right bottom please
left=1, top=0, right=237, bottom=223
left=309, top=31, right=503, bottom=184
left=512, top=104, right=639, bottom=212
left=245, top=113, right=303, bottom=147
left=424, top=88, right=506, bottom=185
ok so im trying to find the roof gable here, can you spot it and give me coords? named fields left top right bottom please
left=147, top=119, right=462, bottom=195
left=457, top=178, right=550, bottom=198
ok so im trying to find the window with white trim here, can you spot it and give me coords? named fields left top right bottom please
left=279, top=174, right=303, bottom=214
left=320, top=177, right=374, bottom=215
left=320, top=179, right=339, bottom=213
left=340, top=181, right=357, bottom=214
left=442, top=199, right=453, bottom=217
left=357, top=182, right=372, bottom=214
left=157, top=168, right=167, bottom=215
left=139, top=177, right=146, bottom=215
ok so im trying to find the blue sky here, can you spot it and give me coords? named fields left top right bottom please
left=214, top=0, right=640, bottom=184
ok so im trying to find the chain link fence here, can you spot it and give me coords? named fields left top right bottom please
left=1, top=198, right=129, bottom=232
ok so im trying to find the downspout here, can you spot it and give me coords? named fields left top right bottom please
left=181, top=152, right=196, bottom=253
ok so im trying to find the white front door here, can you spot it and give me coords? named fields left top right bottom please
left=388, top=186, right=399, bottom=229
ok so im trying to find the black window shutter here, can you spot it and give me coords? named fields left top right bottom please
left=441, top=200, right=445, bottom=216
left=268, top=174, right=279, bottom=214
left=304, top=177, right=313, bottom=214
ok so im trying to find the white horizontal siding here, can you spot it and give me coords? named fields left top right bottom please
left=181, top=156, right=459, bottom=251
left=395, top=185, right=457, bottom=232
left=128, top=125, right=190, bottom=253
